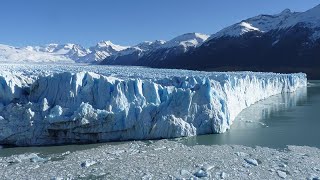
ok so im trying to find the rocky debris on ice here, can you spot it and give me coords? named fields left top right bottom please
left=0, top=64, right=307, bottom=146
left=0, top=140, right=319, bottom=179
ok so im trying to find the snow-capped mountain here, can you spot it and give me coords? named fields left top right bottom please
left=0, top=41, right=129, bottom=63
left=162, top=33, right=209, bottom=49
left=78, top=41, right=129, bottom=63
left=0, top=44, right=74, bottom=63
left=0, top=32, right=209, bottom=64
left=132, top=4, right=320, bottom=79
left=4, top=43, right=89, bottom=63
left=113, top=40, right=166, bottom=58
left=101, top=33, right=209, bottom=65
left=208, top=4, right=320, bottom=41
left=100, top=4, right=320, bottom=71
left=101, top=40, right=166, bottom=65
left=1, top=3, right=320, bottom=77
left=136, top=40, right=167, bottom=51
left=31, top=43, right=89, bottom=61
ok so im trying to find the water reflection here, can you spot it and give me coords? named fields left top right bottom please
left=233, top=86, right=308, bottom=130
left=181, top=82, right=320, bottom=148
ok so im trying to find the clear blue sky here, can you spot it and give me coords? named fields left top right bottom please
left=0, top=0, right=319, bottom=47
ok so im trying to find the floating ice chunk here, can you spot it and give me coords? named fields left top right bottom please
left=279, top=163, right=287, bottom=168
left=30, top=155, right=49, bottom=163
left=61, top=151, right=71, bottom=156
left=14, top=153, right=49, bottom=163
left=180, top=169, right=191, bottom=176
left=201, top=164, right=214, bottom=171
left=244, top=158, right=259, bottom=166
left=307, top=175, right=320, bottom=180
left=220, top=172, right=227, bottom=179
left=141, top=172, right=153, bottom=180
left=154, top=146, right=166, bottom=151
left=81, top=160, right=97, bottom=168
left=0, top=140, right=319, bottom=179
left=50, top=177, right=64, bottom=180
left=194, top=169, right=208, bottom=178
left=108, top=150, right=125, bottom=156
left=235, top=152, right=248, bottom=157
left=277, top=170, right=287, bottom=179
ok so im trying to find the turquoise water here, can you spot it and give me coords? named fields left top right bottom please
left=182, top=80, right=320, bottom=148
left=1, top=81, right=319, bottom=157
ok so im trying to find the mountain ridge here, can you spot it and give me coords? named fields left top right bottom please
left=101, top=4, right=320, bottom=79
left=0, top=4, right=320, bottom=78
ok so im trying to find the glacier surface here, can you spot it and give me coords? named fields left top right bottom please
left=0, top=64, right=307, bottom=146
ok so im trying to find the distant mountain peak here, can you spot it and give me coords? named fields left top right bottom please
left=280, top=8, right=292, bottom=15
left=134, top=40, right=166, bottom=51
left=173, top=32, right=209, bottom=40
left=96, top=41, right=129, bottom=51
left=76, top=41, right=129, bottom=63
left=208, top=4, right=320, bottom=41
left=162, top=32, right=209, bottom=49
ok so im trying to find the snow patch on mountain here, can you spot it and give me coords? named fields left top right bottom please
left=0, top=44, right=74, bottom=63
left=102, top=33, right=209, bottom=64
left=78, top=41, right=129, bottom=63
left=211, top=22, right=262, bottom=38
left=136, top=40, right=167, bottom=51
left=0, top=64, right=307, bottom=146
left=114, top=40, right=166, bottom=57
left=25, top=43, right=89, bottom=61
left=0, top=41, right=131, bottom=64
left=0, top=31, right=209, bottom=64
left=162, top=33, right=209, bottom=49
left=95, top=41, right=129, bottom=52
left=208, top=4, right=320, bottom=40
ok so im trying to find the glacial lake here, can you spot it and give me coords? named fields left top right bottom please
left=182, top=80, right=320, bottom=148
left=1, top=80, right=319, bottom=157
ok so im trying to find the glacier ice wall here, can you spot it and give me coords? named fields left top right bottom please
left=0, top=64, right=307, bottom=146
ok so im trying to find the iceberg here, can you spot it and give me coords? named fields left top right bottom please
left=0, top=64, right=307, bottom=146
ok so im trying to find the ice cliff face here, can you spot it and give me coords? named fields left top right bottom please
left=0, top=64, right=307, bottom=146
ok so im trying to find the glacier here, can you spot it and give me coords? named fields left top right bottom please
left=0, top=64, right=307, bottom=146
